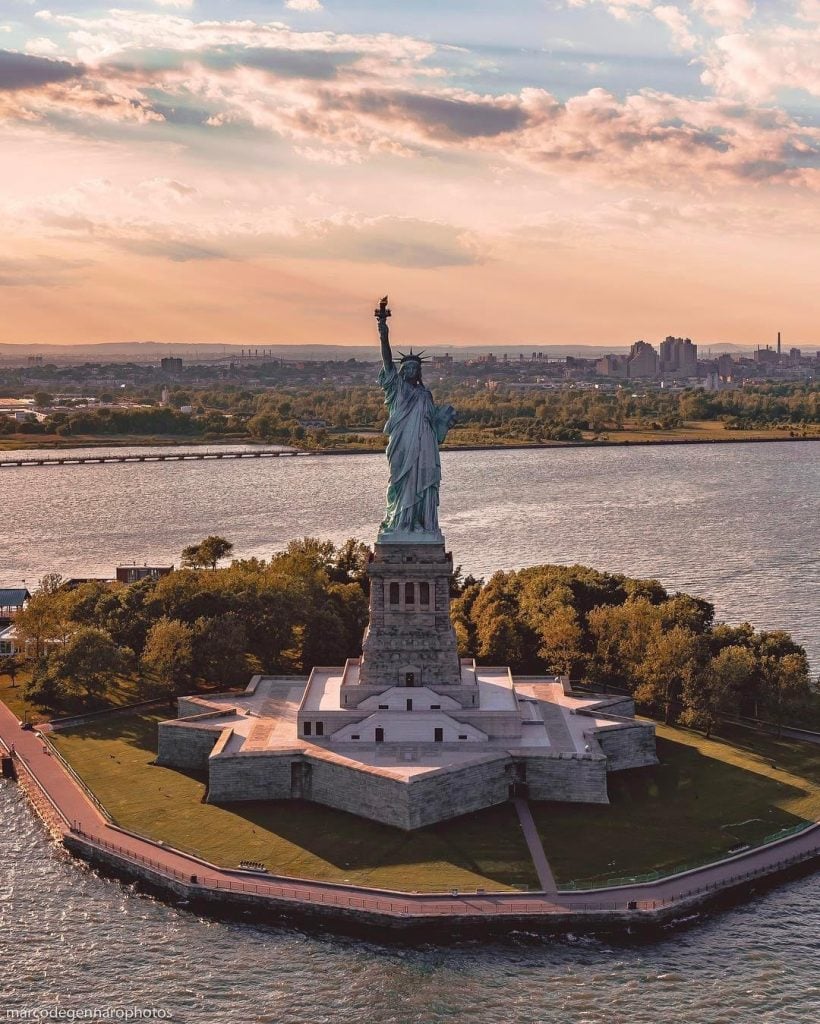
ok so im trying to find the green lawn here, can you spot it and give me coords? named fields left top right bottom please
left=50, top=713, right=537, bottom=893
left=46, top=712, right=820, bottom=893
left=533, top=722, right=820, bottom=888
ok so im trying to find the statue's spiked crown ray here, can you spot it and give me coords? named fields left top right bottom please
left=398, top=349, right=427, bottom=364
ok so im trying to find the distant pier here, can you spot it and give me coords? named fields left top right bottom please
left=0, top=448, right=309, bottom=469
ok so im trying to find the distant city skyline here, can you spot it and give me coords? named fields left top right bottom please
left=1, top=1, right=818, bottom=347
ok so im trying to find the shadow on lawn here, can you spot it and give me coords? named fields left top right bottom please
left=537, top=737, right=811, bottom=853
left=710, top=725, right=820, bottom=782
left=216, top=799, right=535, bottom=887
left=55, top=713, right=164, bottom=756
left=612, top=738, right=813, bottom=827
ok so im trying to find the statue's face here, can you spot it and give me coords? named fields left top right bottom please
left=400, top=360, right=421, bottom=383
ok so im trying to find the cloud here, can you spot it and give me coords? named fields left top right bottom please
left=652, top=5, right=697, bottom=49
left=692, top=0, right=754, bottom=29
left=119, top=238, right=228, bottom=261
left=203, top=46, right=358, bottom=80
left=3, top=9, right=817, bottom=196
left=0, top=256, right=86, bottom=288
left=4, top=171, right=479, bottom=269
left=285, top=0, right=325, bottom=11
left=702, top=27, right=820, bottom=99
left=112, top=216, right=481, bottom=269
left=0, top=49, right=83, bottom=90
left=316, top=217, right=478, bottom=267
left=24, top=38, right=61, bottom=57
left=33, top=11, right=434, bottom=65
left=327, top=89, right=527, bottom=140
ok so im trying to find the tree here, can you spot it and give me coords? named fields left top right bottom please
left=680, top=645, right=756, bottom=737
left=192, top=613, right=249, bottom=687
left=181, top=535, right=234, bottom=571
left=333, top=538, right=371, bottom=585
left=586, top=599, right=659, bottom=692
left=759, top=651, right=812, bottom=736
left=24, top=660, right=62, bottom=709
left=33, top=391, right=54, bottom=408
left=0, top=655, right=21, bottom=688
left=39, top=572, right=64, bottom=595
left=13, top=587, right=71, bottom=659
left=634, top=626, right=704, bottom=724
left=534, top=604, right=585, bottom=678
left=141, top=617, right=194, bottom=696
left=49, top=627, right=129, bottom=700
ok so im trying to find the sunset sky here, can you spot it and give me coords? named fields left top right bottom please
left=1, top=1, right=818, bottom=348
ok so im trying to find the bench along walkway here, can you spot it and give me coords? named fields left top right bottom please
left=1, top=700, right=818, bottom=929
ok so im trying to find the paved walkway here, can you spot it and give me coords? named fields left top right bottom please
left=514, top=797, right=556, bottom=891
left=2, top=700, right=819, bottom=925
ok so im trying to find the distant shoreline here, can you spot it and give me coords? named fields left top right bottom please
left=1, top=432, right=818, bottom=460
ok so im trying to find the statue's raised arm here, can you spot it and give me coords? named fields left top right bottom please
left=375, top=295, right=393, bottom=371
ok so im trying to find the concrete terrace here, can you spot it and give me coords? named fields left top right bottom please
left=173, top=674, right=627, bottom=762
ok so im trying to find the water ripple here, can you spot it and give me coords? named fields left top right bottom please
left=2, top=441, right=818, bottom=663
left=2, top=783, right=820, bottom=1024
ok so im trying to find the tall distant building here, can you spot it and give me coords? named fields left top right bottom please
left=717, top=353, right=734, bottom=379
left=626, top=340, right=659, bottom=378
left=660, top=336, right=697, bottom=377
left=594, top=353, right=628, bottom=378
left=754, top=346, right=779, bottom=365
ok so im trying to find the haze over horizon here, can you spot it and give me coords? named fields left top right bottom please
left=1, top=1, right=818, bottom=349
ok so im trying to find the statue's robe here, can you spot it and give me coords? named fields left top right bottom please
left=379, top=363, right=451, bottom=535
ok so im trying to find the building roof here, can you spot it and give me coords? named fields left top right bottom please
left=0, top=588, right=30, bottom=607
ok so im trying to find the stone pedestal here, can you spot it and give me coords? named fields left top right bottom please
left=348, top=541, right=468, bottom=706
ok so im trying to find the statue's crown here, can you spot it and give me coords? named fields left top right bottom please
left=398, top=348, right=427, bottom=364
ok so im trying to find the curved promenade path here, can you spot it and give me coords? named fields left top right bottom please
left=2, top=699, right=819, bottom=929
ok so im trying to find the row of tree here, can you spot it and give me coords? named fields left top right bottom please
left=452, top=565, right=814, bottom=735
left=8, top=539, right=815, bottom=736
left=14, top=538, right=370, bottom=708
left=3, top=382, right=816, bottom=443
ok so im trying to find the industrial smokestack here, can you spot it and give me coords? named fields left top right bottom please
left=777, top=331, right=781, bottom=355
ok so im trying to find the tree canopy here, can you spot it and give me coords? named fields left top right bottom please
left=13, top=539, right=815, bottom=736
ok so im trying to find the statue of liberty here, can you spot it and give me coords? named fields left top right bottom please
left=375, top=296, right=457, bottom=541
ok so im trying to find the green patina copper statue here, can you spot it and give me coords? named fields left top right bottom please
left=375, top=296, right=457, bottom=541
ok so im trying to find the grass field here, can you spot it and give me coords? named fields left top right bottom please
left=49, top=713, right=537, bottom=892
left=446, top=420, right=818, bottom=448
left=534, top=722, right=820, bottom=887
left=47, top=710, right=820, bottom=893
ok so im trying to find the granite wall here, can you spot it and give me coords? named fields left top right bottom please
left=307, top=753, right=513, bottom=830
left=206, top=751, right=295, bottom=803
left=157, top=721, right=223, bottom=770
left=203, top=748, right=513, bottom=829
left=595, top=722, right=659, bottom=771
left=523, top=754, right=609, bottom=804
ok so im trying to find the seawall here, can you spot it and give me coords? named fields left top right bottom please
left=3, top=706, right=820, bottom=943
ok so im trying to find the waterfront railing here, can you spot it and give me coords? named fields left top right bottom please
left=559, top=822, right=816, bottom=891
left=67, top=826, right=819, bottom=920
